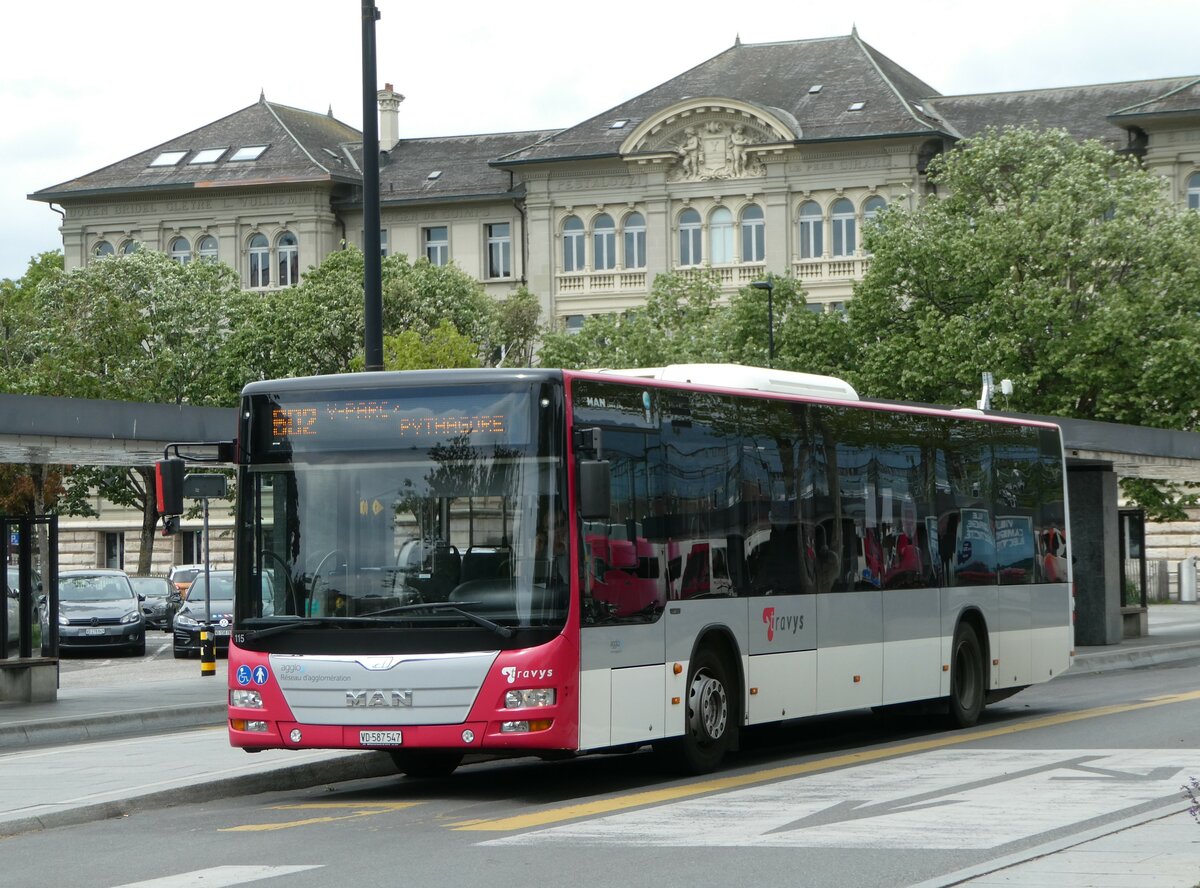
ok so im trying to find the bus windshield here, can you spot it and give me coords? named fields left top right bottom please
left=236, top=381, right=567, bottom=641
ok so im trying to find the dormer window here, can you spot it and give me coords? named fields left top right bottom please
left=188, top=148, right=227, bottom=164
left=149, top=150, right=187, bottom=167
left=229, top=145, right=268, bottom=161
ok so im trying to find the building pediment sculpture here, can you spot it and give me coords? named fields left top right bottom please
left=668, top=120, right=766, bottom=182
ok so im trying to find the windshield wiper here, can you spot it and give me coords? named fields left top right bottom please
left=238, top=617, right=340, bottom=641
left=369, top=600, right=514, bottom=638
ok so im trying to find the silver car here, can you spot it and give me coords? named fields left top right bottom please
left=5, top=566, right=42, bottom=653
left=57, top=569, right=146, bottom=657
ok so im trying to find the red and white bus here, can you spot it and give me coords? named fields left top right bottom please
left=224, top=364, right=1072, bottom=775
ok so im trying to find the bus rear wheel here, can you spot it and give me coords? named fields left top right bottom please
left=679, top=647, right=734, bottom=774
left=948, top=622, right=985, bottom=728
left=389, top=749, right=463, bottom=779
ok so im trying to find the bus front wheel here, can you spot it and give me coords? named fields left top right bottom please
left=948, top=622, right=985, bottom=728
left=680, top=647, right=734, bottom=773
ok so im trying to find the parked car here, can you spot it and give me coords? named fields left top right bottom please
left=128, top=575, right=178, bottom=631
left=173, top=570, right=235, bottom=659
left=168, top=564, right=207, bottom=597
left=5, top=566, right=43, bottom=651
left=57, top=569, right=145, bottom=656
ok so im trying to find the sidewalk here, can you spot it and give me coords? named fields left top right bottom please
left=0, top=605, right=1198, bottom=886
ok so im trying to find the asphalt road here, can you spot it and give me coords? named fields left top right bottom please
left=5, top=654, right=1199, bottom=888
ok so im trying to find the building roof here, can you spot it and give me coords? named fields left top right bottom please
left=497, top=33, right=948, bottom=165
left=924, top=78, right=1199, bottom=149
left=29, top=36, right=1200, bottom=207
left=1109, top=77, right=1200, bottom=122
left=30, top=97, right=364, bottom=202
left=343, top=130, right=559, bottom=207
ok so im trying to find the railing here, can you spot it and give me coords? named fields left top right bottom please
left=792, top=255, right=871, bottom=282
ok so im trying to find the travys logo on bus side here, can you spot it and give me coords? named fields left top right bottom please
left=500, top=666, right=554, bottom=683
left=762, top=607, right=804, bottom=642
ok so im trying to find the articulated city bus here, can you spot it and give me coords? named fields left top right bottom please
left=223, top=365, right=1072, bottom=776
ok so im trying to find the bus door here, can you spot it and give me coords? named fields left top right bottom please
left=579, top=521, right=669, bottom=750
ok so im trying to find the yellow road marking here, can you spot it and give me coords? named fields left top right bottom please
left=220, top=801, right=419, bottom=832
left=454, top=688, right=1200, bottom=832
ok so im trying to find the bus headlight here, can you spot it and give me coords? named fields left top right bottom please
left=230, top=689, right=263, bottom=708
left=505, top=688, right=556, bottom=709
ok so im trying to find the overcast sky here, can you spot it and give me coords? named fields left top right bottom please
left=3, top=0, right=1198, bottom=281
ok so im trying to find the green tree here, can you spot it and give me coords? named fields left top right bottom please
left=22, top=249, right=243, bottom=572
left=539, top=270, right=729, bottom=369
left=382, top=319, right=482, bottom=370
left=493, top=286, right=542, bottom=367
left=383, top=254, right=498, bottom=363
left=1, top=252, right=64, bottom=387
left=846, top=125, right=1200, bottom=517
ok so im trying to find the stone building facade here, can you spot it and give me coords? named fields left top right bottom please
left=26, top=31, right=1200, bottom=576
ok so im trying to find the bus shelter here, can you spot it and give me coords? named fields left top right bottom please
left=1, top=514, right=58, bottom=702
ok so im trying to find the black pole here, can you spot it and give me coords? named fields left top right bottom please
left=767, top=281, right=774, bottom=368
left=751, top=276, right=775, bottom=368
left=361, top=1, right=383, bottom=371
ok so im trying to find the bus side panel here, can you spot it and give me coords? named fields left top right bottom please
left=941, top=585, right=998, bottom=697
left=996, top=583, right=1033, bottom=687
left=746, top=593, right=817, bottom=725
left=746, top=651, right=817, bottom=723
left=1031, top=581, right=1073, bottom=681
left=579, top=622, right=665, bottom=751
left=882, top=587, right=942, bottom=704
left=816, top=590, right=883, bottom=713
left=664, top=599, right=747, bottom=738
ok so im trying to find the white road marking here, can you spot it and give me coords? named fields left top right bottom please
left=114, top=865, right=322, bottom=887
left=484, top=750, right=1200, bottom=849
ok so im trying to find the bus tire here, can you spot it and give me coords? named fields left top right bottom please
left=948, top=622, right=985, bottom=728
left=679, top=646, right=735, bottom=774
left=389, top=749, right=463, bottom=779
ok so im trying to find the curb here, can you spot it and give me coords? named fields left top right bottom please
left=0, top=702, right=226, bottom=750
left=1067, top=640, right=1200, bottom=675
left=0, top=751, right=398, bottom=839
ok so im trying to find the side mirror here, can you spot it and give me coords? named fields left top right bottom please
left=137, top=593, right=146, bottom=602
left=578, top=459, right=611, bottom=519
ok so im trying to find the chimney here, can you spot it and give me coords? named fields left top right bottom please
left=377, top=83, right=404, bottom=151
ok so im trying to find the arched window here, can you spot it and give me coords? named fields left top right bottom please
left=563, top=216, right=584, bottom=273
left=862, top=196, right=888, bottom=255
left=277, top=232, right=299, bottom=287
left=1189, top=172, right=1200, bottom=211
left=249, top=233, right=270, bottom=288
left=120, top=240, right=138, bottom=255
left=831, top=198, right=856, bottom=256
left=93, top=241, right=114, bottom=260
left=710, top=207, right=734, bottom=264
left=863, top=196, right=887, bottom=224
left=623, top=212, right=646, bottom=269
left=740, top=204, right=764, bottom=263
left=679, top=208, right=702, bottom=267
left=169, top=236, right=192, bottom=264
left=593, top=214, right=616, bottom=271
left=197, top=235, right=218, bottom=263
left=798, top=201, right=823, bottom=259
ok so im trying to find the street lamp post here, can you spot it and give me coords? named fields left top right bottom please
left=750, top=275, right=775, bottom=367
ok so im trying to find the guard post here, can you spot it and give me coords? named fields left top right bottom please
left=184, top=473, right=228, bottom=677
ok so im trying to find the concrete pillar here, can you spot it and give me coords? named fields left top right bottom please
left=1068, top=466, right=1122, bottom=645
